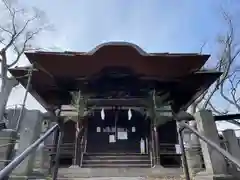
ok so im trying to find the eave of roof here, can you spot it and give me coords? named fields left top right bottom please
left=9, top=66, right=222, bottom=112
left=9, top=42, right=220, bottom=112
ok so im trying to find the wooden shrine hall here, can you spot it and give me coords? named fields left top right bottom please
left=9, top=42, right=221, bottom=168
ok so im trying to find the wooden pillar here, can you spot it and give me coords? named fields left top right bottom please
left=154, top=125, right=160, bottom=165
left=147, top=91, right=161, bottom=166
left=51, top=126, right=59, bottom=171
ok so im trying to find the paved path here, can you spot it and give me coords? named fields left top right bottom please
left=71, top=178, right=146, bottom=180
left=58, top=178, right=182, bottom=180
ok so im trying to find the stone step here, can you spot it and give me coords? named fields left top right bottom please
left=84, top=153, right=149, bottom=156
left=58, top=167, right=184, bottom=178
left=82, top=163, right=151, bottom=168
left=83, top=159, right=151, bottom=165
left=84, top=155, right=149, bottom=160
left=82, top=153, right=151, bottom=168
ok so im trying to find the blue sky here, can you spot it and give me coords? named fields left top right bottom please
left=17, top=0, right=239, bottom=53
left=4, top=0, right=240, bottom=130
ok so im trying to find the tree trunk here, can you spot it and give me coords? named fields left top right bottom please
left=1, top=50, right=8, bottom=92
left=0, top=78, right=18, bottom=122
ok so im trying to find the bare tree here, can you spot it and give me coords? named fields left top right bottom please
left=0, top=0, right=51, bottom=120
left=190, top=11, right=240, bottom=115
left=206, top=11, right=240, bottom=114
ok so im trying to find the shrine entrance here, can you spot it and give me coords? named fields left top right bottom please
left=87, top=109, right=150, bottom=153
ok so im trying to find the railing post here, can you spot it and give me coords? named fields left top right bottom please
left=194, top=110, right=228, bottom=174
left=52, top=119, right=64, bottom=180
left=222, top=129, right=240, bottom=172
left=187, top=120, right=204, bottom=175
left=222, top=129, right=240, bottom=160
left=177, top=121, right=190, bottom=180
left=180, top=121, right=240, bottom=178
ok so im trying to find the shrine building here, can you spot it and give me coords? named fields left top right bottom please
left=9, top=42, right=221, bottom=168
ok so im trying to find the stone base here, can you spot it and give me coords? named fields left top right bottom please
left=9, top=176, right=46, bottom=180
left=0, top=129, right=17, bottom=170
left=69, top=165, right=80, bottom=168
left=194, top=171, right=236, bottom=180
left=10, top=170, right=47, bottom=180
left=9, top=176, right=45, bottom=180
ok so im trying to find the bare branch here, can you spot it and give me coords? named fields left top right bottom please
left=190, top=41, right=208, bottom=113
left=193, top=9, right=240, bottom=114
left=0, top=37, right=6, bottom=46
left=3, top=14, right=38, bottom=52
left=232, top=48, right=240, bottom=61
left=2, top=0, right=17, bottom=35
left=0, top=26, right=13, bottom=36
left=215, top=10, right=240, bottom=112
left=220, top=80, right=240, bottom=111
left=7, top=26, right=45, bottom=68
left=207, top=100, right=228, bottom=115
left=229, top=75, right=240, bottom=110
left=200, top=41, right=207, bottom=54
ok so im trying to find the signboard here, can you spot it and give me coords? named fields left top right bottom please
left=117, top=132, right=128, bottom=140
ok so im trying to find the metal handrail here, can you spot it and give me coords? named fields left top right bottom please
left=83, top=126, right=88, bottom=154
left=150, top=148, right=153, bottom=167
left=179, top=122, right=240, bottom=168
left=84, top=137, right=87, bottom=153
left=149, top=129, right=155, bottom=167
left=149, top=140, right=153, bottom=167
left=0, top=124, right=59, bottom=179
left=79, top=125, right=88, bottom=167
left=78, top=126, right=88, bottom=167
left=148, top=117, right=155, bottom=168
left=80, top=131, right=85, bottom=167
left=73, top=127, right=84, bottom=165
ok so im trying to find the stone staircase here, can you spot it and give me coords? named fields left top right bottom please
left=57, top=153, right=184, bottom=179
left=56, top=153, right=184, bottom=179
left=81, top=153, right=151, bottom=168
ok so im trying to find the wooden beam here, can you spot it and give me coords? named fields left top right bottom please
left=86, top=98, right=148, bottom=107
